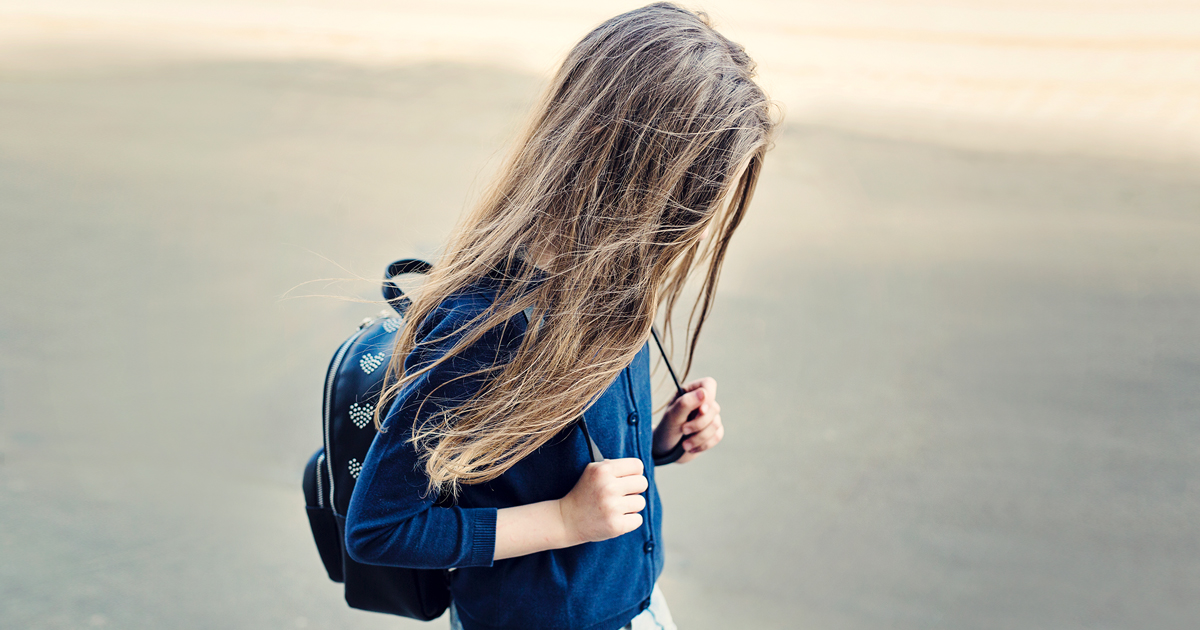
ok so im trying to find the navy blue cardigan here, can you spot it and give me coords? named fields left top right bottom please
left=344, top=273, right=664, bottom=630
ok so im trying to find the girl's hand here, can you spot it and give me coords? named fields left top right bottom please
left=558, top=458, right=648, bottom=544
left=652, top=377, right=724, bottom=465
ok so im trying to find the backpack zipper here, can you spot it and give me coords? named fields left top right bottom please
left=315, top=451, right=327, bottom=509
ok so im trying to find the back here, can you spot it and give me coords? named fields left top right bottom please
left=344, top=272, right=665, bottom=630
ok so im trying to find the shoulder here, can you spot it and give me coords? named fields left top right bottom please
left=422, top=281, right=503, bottom=337
left=409, top=279, right=525, bottom=364
left=383, top=278, right=528, bottom=430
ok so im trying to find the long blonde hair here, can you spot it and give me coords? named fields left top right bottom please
left=377, top=2, right=776, bottom=495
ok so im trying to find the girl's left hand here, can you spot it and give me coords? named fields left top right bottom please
left=652, top=377, right=723, bottom=465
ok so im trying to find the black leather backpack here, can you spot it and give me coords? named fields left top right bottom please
left=301, top=258, right=452, bottom=620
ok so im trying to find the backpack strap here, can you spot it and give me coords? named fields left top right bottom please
left=575, top=415, right=606, bottom=464
left=382, top=259, right=434, bottom=316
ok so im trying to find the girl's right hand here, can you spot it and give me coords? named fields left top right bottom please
left=558, top=458, right=648, bottom=545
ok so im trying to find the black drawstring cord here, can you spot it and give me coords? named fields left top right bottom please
left=649, top=326, right=689, bottom=465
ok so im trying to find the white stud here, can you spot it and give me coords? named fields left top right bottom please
left=349, top=402, right=374, bottom=429
left=359, top=351, right=385, bottom=375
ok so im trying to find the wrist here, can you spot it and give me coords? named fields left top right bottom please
left=651, top=423, right=675, bottom=457
left=494, top=499, right=581, bottom=561
left=552, top=499, right=582, bottom=547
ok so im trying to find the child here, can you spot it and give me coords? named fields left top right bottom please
left=344, top=3, right=775, bottom=629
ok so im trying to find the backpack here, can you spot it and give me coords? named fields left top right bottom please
left=301, top=258, right=453, bottom=620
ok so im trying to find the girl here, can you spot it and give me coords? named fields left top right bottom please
left=344, top=3, right=775, bottom=629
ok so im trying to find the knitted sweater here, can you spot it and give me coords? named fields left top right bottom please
left=344, top=270, right=665, bottom=630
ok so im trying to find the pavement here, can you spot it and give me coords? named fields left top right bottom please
left=1, top=3, right=1199, bottom=629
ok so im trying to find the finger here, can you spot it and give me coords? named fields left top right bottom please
left=604, top=457, right=645, bottom=478
left=613, top=474, right=649, bottom=496
left=682, top=412, right=713, bottom=436
left=689, top=422, right=725, bottom=454
left=619, top=513, right=644, bottom=534
left=667, top=389, right=705, bottom=422
left=683, top=417, right=720, bottom=451
left=684, top=377, right=717, bottom=398
left=618, top=493, right=647, bottom=514
left=682, top=402, right=720, bottom=434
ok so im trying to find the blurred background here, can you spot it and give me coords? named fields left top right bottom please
left=1, top=1, right=1198, bottom=628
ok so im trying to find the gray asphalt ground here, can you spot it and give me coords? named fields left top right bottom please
left=1, top=60, right=1198, bottom=629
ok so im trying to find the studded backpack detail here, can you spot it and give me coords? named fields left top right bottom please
left=302, top=258, right=453, bottom=620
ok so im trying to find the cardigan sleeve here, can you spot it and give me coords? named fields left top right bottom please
left=343, top=293, right=523, bottom=569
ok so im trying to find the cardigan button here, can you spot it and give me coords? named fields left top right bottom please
left=626, top=411, right=638, bottom=425
left=643, top=540, right=655, bottom=553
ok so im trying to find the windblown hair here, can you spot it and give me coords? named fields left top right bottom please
left=376, top=2, right=776, bottom=495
